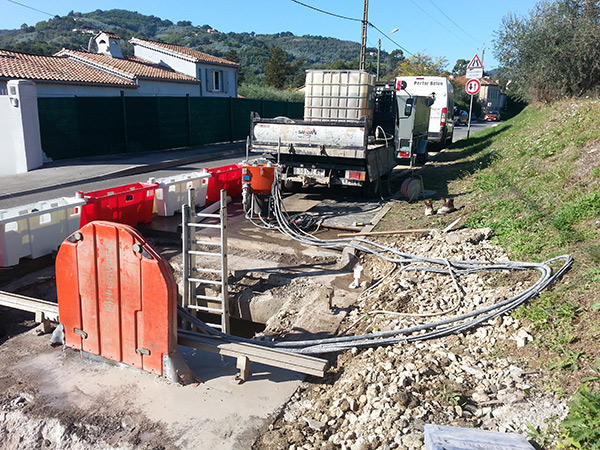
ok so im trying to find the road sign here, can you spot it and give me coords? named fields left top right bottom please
left=467, top=54, right=483, bottom=69
left=465, top=78, right=481, bottom=95
left=466, top=68, right=483, bottom=79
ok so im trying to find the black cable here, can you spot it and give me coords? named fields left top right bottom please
left=290, top=0, right=362, bottom=22
left=6, top=0, right=54, bottom=18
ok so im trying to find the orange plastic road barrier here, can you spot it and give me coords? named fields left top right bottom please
left=56, top=221, right=177, bottom=376
left=242, top=163, right=279, bottom=194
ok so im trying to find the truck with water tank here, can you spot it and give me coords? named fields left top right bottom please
left=249, top=70, right=432, bottom=194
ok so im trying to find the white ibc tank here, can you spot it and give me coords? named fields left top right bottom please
left=304, top=70, right=375, bottom=124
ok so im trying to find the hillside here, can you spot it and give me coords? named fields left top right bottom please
left=0, top=9, right=392, bottom=85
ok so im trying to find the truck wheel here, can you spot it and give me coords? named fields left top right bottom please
left=362, top=177, right=381, bottom=198
left=282, top=179, right=301, bottom=192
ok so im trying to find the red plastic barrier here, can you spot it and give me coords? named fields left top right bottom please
left=78, top=182, right=158, bottom=227
left=56, top=221, right=177, bottom=375
left=205, top=164, right=243, bottom=202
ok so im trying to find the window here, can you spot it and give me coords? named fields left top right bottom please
left=206, top=69, right=226, bottom=93
left=212, top=70, right=221, bottom=91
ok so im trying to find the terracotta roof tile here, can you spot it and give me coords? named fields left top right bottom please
left=0, top=49, right=135, bottom=87
left=100, top=31, right=122, bottom=40
left=56, top=49, right=200, bottom=84
left=129, top=37, right=239, bottom=67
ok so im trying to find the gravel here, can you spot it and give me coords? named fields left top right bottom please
left=254, top=228, right=569, bottom=449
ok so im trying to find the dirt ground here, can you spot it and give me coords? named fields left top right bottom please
left=0, top=179, right=572, bottom=449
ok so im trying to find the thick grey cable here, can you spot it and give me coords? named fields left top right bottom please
left=178, top=178, right=573, bottom=354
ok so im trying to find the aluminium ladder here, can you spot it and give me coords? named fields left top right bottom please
left=182, top=188, right=229, bottom=334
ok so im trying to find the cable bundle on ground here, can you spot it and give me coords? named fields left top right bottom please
left=178, top=179, right=573, bottom=355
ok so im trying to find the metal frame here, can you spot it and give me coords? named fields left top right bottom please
left=182, top=188, right=229, bottom=333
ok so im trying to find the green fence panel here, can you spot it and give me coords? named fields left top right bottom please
left=124, top=97, right=161, bottom=153
left=38, top=97, right=125, bottom=160
left=38, top=98, right=80, bottom=160
left=189, top=97, right=231, bottom=145
left=125, top=97, right=189, bottom=152
left=231, top=98, right=261, bottom=141
left=155, top=97, right=189, bottom=150
left=38, top=95, right=304, bottom=159
left=262, top=100, right=288, bottom=118
left=288, top=101, right=304, bottom=119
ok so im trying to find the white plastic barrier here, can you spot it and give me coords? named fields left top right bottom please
left=149, top=171, right=211, bottom=216
left=0, top=196, right=86, bottom=267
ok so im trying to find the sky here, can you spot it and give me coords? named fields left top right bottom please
left=0, top=0, right=542, bottom=70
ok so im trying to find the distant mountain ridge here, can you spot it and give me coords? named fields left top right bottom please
left=0, top=9, right=382, bottom=84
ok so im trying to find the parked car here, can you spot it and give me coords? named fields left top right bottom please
left=484, top=111, right=500, bottom=121
left=454, top=110, right=468, bottom=126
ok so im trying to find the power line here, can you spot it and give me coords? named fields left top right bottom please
left=290, top=0, right=413, bottom=56
left=425, top=0, right=480, bottom=44
left=407, top=0, right=458, bottom=38
left=6, top=0, right=55, bottom=18
left=370, top=23, right=413, bottom=56
left=290, top=0, right=362, bottom=22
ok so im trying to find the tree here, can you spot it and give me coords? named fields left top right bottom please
left=396, top=53, right=448, bottom=76
left=452, top=59, right=469, bottom=77
left=264, top=46, right=293, bottom=89
left=494, top=0, right=600, bottom=102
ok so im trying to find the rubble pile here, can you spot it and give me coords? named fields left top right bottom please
left=255, top=228, right=569, bottom=450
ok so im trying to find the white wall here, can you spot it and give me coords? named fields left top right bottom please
left=35, top=82, right=200, bottom=97
left=135, top=80, right=201, bottom=97
left=133, top=44, right=238, bottom=98
left=134, top=45, right=197, bottom=78
left=0, top=80, right=43, bottom=175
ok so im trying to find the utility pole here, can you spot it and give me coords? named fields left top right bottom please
left=359, top=0, right=369, bottom=70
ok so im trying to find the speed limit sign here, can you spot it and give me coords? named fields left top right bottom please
left=466, top=78, right=481, bottom=95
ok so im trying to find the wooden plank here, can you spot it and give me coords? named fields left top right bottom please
left=337, top=228, right=432, bottom=237
left=177, top=332, right=327, bottom=377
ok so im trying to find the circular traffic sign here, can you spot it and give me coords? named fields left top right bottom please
left=465, top=78, right=481, bottom=95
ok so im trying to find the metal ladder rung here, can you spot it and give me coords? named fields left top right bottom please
left=193, top=240, right=221, bottom=247
left=189, top=278, right=223, bottom=286
left=182, top=190, right=229, bottom=334
left=194, top=294, right=223, bottom=301
left=186, top=305, right=224, bottom=314
left=188, top=222, right=221, bottom=229
left=189, top=250, right=221, bottom=257
left=192, top=268, right=221, bottom=275
left=193, top=213, right=220, bottom=219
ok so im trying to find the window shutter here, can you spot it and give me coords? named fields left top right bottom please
left=221, top=70, right=228, bottom=93
left=205, top=69, right=213, bottom=91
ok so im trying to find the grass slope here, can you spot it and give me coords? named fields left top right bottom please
left=381, top=98, right=600, bottom=447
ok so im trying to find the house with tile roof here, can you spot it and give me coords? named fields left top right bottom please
left=0, top=32, right=239, bottom=98
left=452, top=75, right=504, bottom=114
left=128, top=37, right=238, bottom=97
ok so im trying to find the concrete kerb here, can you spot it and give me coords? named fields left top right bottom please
left=0, top=144, right=245, bottom=201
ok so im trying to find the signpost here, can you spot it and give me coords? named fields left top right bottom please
left=466, top=54, right=484, bottom=79
left=465, top=78, right=481, bottom=139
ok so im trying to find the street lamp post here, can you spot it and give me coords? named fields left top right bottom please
left=377, top=28, right=398, bottom=80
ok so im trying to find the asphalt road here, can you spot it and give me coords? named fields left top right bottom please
left=453, top=119, right=501, bottom=142
left=0, top=153, right=245, bottom=209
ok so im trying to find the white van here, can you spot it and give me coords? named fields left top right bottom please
left=395, top=76, right=454, bottom=148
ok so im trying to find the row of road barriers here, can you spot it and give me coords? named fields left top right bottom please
left=0, top=164, right=244, bottom=267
